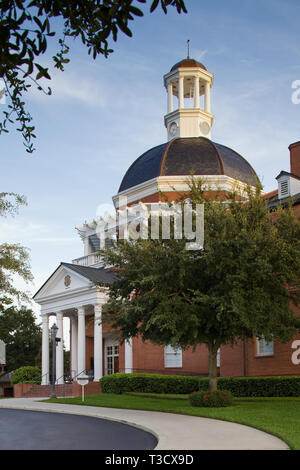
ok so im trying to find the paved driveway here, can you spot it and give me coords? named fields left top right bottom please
left=0, top=408, right=157, bottom=450
left=0, top=398, right=289, bottom=450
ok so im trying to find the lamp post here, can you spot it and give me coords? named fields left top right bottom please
left=50, top=323, right=59, bottom=398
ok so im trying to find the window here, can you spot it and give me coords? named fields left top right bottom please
left=164, top=345, right=182, bottom=368
left=106, top=344, right=119, bottom=374
left=257, top=336, right=274, bottom=356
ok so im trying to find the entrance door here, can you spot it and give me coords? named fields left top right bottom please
left=113, top=356, right=119, bottom=374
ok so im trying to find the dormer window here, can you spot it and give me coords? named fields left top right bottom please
left=276, top=171, right=300, bottom=200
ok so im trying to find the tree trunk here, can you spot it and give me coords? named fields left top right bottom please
left=207, top=343, right=218, bottom=392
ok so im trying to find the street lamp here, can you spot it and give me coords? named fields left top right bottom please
left=50, top=323, right=60, bottom=398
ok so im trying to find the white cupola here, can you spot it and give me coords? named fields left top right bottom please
left=163, top=55, right=214, bottom=141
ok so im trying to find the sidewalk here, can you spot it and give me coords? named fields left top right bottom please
left=0, top=397, right=289, bottom=450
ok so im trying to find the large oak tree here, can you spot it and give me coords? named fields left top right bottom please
left=100, top=178, right=300, bottom=392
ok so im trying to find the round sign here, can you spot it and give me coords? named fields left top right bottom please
left=77, top=375, right=89, bottom=386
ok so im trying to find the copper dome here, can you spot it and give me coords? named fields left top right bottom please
left=118, top=137, right=259, bottom=193
left=170, top=58, right=207, bottom=72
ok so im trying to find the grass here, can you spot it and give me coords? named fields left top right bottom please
left=43, top=393, right=300, bottom=450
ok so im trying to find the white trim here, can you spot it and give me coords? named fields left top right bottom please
left=104, top=337, right=119, bottom=375
left=113, top=175, right=260, bottom=208
left=34, top=264, right=94, bottom=300
left=124, top=339, right=133, bottom=373
left=34, top=265, right=108, bottom=316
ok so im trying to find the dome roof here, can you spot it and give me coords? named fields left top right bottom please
left=118, top=137, right=259, bottom=193
left=170, top=58, right=207, bottom=72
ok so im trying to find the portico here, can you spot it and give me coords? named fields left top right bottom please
left=34, top=262, right=130, bottom=386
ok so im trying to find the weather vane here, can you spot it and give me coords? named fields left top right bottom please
left=187, top=39, right=190, bottom=59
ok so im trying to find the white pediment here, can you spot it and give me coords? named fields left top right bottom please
left=34, top=264, right=93, bottom=302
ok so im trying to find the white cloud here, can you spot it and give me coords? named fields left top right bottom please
left=29, top=69, right=108, bottom=108
left=0, top=217, right=79, bottom=248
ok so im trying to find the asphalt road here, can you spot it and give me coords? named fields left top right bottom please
left=0, top=408, right=157, bottom=450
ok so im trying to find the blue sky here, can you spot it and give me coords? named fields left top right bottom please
left=1, top=0, right=300, bottom=324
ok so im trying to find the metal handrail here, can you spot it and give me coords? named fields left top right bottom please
left=70, top=368, right=88, bottom=382
left=40, top=372, right=49, bottom=384
left=54, top=373, right=65, bottom=385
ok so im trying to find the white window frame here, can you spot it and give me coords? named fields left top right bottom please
left=105, top=339, right=119, bottom=375
left=164, top=345, right=182, bottom=368
left=256, top=336, right=274, bottom=356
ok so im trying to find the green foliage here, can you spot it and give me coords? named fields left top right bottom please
left=100, top=178, right=300, bottom=391
left=0, top=193, right=32, bottom=303
left=0, top=0, right=187, bottom=152
left=100, top=373, right=300, bottom=397
left=189, top=389, right=233, bottom=407
left=198, top=376, right=300, bottom=398
left=100, top=373, right=199, bottom=395
left=11, top=365, right=41, bottom=384
left=0, top=303, right=42, bottom=371
left=0, top=192, right=26, bottom=217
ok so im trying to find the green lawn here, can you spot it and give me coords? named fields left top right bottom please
left=44, top=393, right=300, bottom=450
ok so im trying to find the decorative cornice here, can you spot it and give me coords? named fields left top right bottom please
left=112, top=175, right=262, bottom=208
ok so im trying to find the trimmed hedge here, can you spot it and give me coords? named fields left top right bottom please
left=100, top=373, right=199, bottom=395
left=100, top=373, right=300, bottom=397
left=209, top=376, right=300, bottom=397
left=11, top=366, right=41, bottom=385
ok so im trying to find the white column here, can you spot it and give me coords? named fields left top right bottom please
left=93, top=304, right=103, bottom=381
left=167, top=81, right=173, bottom=113
left=125, top=338, right=133, bottom=373
left=205, top=81, right=211, bottom=113
left=77, top=306, right=86, bottom=377
left=71, top=315, right=78, bottom=378
left=179, top=76, right=184, bottom=109
left=56, top=311, right=64, bottom=384
left=194, top=76, right=200, bottom=108
left=41, top=315, right=49, bottom=385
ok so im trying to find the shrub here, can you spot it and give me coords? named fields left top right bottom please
left=100, top=373, right=199, bottom=395
left=198, top=376, right=300, bottom=397
left=11, top=366, right=41, bottom=385
left=189, top=390, right=233, bottom=407
left=100, top=373, right=300, bottom=397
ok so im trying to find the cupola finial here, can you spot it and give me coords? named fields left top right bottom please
left=187, top=39, right=190, bottom=59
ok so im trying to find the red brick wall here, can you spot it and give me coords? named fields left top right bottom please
left=14, top=381, right=101, bottom=398
left=127, top=190, right=245, bottom=206
left=131, top=335, right=209, bottom=375
left=220, top=341, right=245, bottom=377
left=221, top=331, right=300, bottom=377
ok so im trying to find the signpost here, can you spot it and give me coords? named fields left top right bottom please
left=77, top=375, right=89, bottom=402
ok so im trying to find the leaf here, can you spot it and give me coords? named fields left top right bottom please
left=116, top=19, right=133, bottom=37
left=33, top=16, right=43, bottom=31
left=150, top=0, right=159, bottom=13
left=129, top=6, right=144, bottom=17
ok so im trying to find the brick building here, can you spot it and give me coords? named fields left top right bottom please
left=34, top=56, right=300, bottom=387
